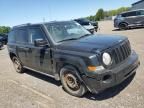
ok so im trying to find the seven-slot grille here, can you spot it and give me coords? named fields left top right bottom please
left=112, top=41, right=131, bottom=64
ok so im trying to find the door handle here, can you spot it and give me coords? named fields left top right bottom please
left=19, top=47, right=30, bottom=51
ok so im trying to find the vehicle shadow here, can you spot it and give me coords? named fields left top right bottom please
left=84, top=73, right=136, bottom=101
left=24, top=69, right=61, bottom=86
left=113, top=26, right=144, bottom=31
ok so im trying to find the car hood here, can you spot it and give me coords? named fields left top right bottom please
left=56, top=34, right=127, bottom=53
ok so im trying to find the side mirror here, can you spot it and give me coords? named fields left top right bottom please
left=34, top=39, right=49, bottom=47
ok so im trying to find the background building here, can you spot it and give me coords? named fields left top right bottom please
left=131, top=0, right=144, bottom=10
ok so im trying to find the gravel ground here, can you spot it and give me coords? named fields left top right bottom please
left=0, top=21, right=144, bottom=108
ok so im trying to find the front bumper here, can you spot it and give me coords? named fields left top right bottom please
left=82, top=51, right=140, bottom=93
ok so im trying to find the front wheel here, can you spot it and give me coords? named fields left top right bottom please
left=60, top=66, right=87, bottom=97
left=119, top=23, right=128, bottom=30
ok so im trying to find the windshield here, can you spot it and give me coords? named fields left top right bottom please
left=45, top=21, right=90, bottom=43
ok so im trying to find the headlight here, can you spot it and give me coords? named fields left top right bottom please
left=102, top=52, right=112, bottom=66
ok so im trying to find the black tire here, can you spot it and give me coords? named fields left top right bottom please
left=119, top=23, right=128, bottom=30
left=60, top=66, right=87, bottom=97
left=12, top=56, right=24, bottom=73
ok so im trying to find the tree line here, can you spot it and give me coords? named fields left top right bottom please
left=87, top=7, right=130, bottom=21
left=0, top=26, right=11, bottom=34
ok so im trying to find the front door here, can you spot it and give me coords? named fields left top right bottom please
left=124, top=11, right=137, bottom=25
left=27, top=26, right=53, bottom=75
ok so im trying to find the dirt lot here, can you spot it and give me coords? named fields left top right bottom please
left=0, top=21, right=144, bottom=108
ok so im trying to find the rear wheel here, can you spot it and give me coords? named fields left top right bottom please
left=119, top=23, right=128, bottom=30
left=12, top=56, right=24, bottom=73
left=60, top=66, right=87, bottom=97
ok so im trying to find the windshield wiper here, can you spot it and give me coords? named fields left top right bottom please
left=58, top=38, right=78, bottom=43
left=58, top=34, right=91, bottom=43
left=79, top=34, right=91, bottom=39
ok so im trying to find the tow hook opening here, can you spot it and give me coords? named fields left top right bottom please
left=102, top=74, right=112, bottom=83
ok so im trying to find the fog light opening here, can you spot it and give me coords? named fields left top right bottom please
left=103, top=75, right=112, bottom=82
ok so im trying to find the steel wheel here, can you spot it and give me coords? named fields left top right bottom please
left=60, top=66, right=87, bottom=97
left=64, top=73, right=80, bottom=91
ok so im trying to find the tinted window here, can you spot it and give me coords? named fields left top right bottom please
left=140, top=10, right=144, bottom=15
left=136, top=10, right=144, bottom=16
left=122, top=11, right=137, bottom=17
left=121, top=13, right=127, bottom=17
left=16, top=29, right=28, bottom=43
left=75, top=19, right=90, bottom=25
left=8, top=30, right=16, bottom=43
left=28, top=27, right=46, bottom=44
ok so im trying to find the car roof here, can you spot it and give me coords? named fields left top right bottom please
left=12, top=20, right=74, bottom=29
left=120, top=9, right=144, bottom=14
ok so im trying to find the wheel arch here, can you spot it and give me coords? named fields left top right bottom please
left=56, top=62, right=83, bottom=80
left=118, top=22, right=128, bottom=27
left=54, top=56, right=87, bottom=81
left=9, top=52, right=17, bottom=60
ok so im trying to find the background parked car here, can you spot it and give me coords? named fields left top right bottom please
left=0, top=37, right=4, bottom=49
left=90, top=21, right=98, bottom=32
left=0, top=34, right=8, bottom=45
left=74, top=18, right=97, bottom=34
left=114, top=9, right=144, bottom=30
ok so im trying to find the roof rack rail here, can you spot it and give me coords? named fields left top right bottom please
left=13, top=23, right=31, bottom=28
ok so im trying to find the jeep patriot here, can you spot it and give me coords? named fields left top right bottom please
left=7, top=21, right=140, bottom=97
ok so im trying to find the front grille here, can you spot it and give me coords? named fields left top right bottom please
left=112, top=41, right=131, bottom=64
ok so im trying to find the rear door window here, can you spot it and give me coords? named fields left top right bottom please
left=16, top=29, right=28, bottom=44
left=140, top=10, right=144, bottom=15
left=136, top=10, right=144, bottom=16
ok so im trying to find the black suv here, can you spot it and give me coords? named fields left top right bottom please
left=0, top=34, right=8, bottom=45
left=0, top=40, right=3, bottom=49
left=7, top=21, right=140, bottom=97
left=0, top=36, right=4, bottom=49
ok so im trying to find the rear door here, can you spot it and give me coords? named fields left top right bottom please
left=15, top=28, right=30, bottom=66
left=27, top=26, right=53, bottom=75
